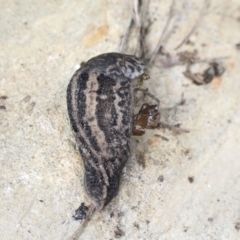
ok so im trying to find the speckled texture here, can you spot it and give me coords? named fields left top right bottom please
left=1, top=0, right=240, bottom=240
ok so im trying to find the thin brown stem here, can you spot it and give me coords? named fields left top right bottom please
left=147, top=0, right=176, bottom=67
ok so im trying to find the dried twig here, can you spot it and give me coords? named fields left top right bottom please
left=120, top=0, right=149, bottom=58
left=119, top=19, right=134, bottom=53
left=147, top=0, right=176, bottom=67
left=135, top=0, right=150, bottom=58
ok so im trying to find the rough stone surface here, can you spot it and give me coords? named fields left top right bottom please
left=1, top=0, right=240, bottom=240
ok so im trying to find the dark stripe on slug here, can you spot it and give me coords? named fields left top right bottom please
left=78, top=72, right=102, bottom=153
left=111, top=104, right=118, bottom=126
left=66, top=79, right=77, bottom=131
left=67, top=70, right=85, bottom=134
left=121, top=108, right=130, bottom=126
left=77, top=134, right=100, bottom=168
left=76, top=72, right=88, bottom=129
left=96, top=74, right=117, bottom=144
left=124, top=127, right=131, bottom=138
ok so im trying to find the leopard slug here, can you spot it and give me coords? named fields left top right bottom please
left=67, top=52, right=145, bottom=211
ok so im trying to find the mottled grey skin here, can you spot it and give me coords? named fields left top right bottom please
left=67, top=52, right=145, bottom=210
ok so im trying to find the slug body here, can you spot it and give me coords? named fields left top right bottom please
left=67, top=53, right=145, bottom=210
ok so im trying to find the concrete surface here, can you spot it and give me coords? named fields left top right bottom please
left=1, top=0, right=240, bottom=239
